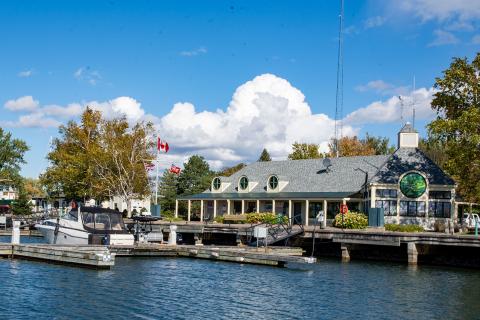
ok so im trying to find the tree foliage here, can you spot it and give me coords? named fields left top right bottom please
left=11, top=190, right=32, bottom=216
left=363, top=133, right=396, bottom=155
left=288, top=142, right=322, bottom=160
left=258, top=148, right=272, bottom=161
left=158, top=170, right=178, bottom=214
left=177, top=155, right=213, bottom=196
left=428, top=53, right=480, bottom=202
left=41, top=108, right=155, bottom=213
left=328, top=136, right=375, bottom=157
left=0, top=127, right=29, bottom=184
left=23, top=178, right=46, bottom=199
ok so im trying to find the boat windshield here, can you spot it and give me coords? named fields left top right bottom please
left=82, top=211, right=124, bottom=231
left=64, top=209, right=78, bottom=221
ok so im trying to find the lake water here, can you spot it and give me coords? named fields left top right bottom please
left=1, top=237, right=480, bottom=320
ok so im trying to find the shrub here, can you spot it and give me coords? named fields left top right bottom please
left=333, top=211, right=368, bottom=229
left=385, top=224, right=424, bottom=232
left=214, top=216, right=225, bottom=223
left=162, top=210, right=184, bottom=222
left=246, top=212, right=288, bottom=224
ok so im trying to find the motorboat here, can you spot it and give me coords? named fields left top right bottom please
left=35, top=206, right=134, bottom=245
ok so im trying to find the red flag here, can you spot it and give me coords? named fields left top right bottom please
left=157, top=137, right=169, bottom=153
left=170, top=164, right=181, bottom=175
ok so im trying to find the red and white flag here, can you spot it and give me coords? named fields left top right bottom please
left=170, top=164, right=181, bottom=175
left=157, top=137, right=169, bottom=153
left=144, top=162, right=155, bottom=171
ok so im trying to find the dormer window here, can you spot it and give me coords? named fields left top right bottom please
left=268, top=175, right=279, bottom=190
left=239, top=176, right=249, bottom=190
left=212, top=177, right=221, bottom=191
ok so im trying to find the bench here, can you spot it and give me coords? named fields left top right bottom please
left=223, top=214, right=247, bottom=224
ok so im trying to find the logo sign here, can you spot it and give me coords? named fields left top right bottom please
left=340, top=204, right=348, bottom=214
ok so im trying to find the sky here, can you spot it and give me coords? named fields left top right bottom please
left=1, top=0, right=479, bottom=178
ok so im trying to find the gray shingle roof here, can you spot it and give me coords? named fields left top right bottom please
left=211, top=155, right=389, bottom=195
left=370, top=147, right=455, bottom=186
left=399, top=122, right=417, bottom=133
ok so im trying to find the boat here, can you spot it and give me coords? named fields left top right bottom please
left=35, top=206, right=134, bottom=245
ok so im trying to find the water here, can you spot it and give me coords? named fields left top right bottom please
left=1, top=238, right=480, bottom=320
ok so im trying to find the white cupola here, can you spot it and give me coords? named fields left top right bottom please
left=398, top=122, right=418, bottom=148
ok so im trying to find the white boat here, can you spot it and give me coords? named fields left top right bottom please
left=35, top=206, right=134, bottom=245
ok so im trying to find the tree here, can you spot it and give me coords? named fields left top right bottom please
left=158, top=170, right=178, bottom=214
left=327, top=136, right=375, bottom=157
left=23, top=178, right=46, bottom=199
left=258, top=148, right=271, bottom=161
left=217, top=163, right=246, bottom=177
left=40, top=108, right=102, bottom=200
left=11, top=190, right=32, bottom=216
left=177, top=155, right=212, bottom=196
left=0, top=127, right=29, bottom=184
left=363, top=133, right=396, bottom=155
left=428, top=53, right=480, bottom=202
left=418, top=137, right=448, bottom=168
left=288, top=142, right=322, bottom=160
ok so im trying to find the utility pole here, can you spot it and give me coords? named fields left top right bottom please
left=155, top=134, right=159, bottom=205
left=334, top=0, right=344, bottom=158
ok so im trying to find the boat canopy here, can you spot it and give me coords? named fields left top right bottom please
left=78, top=206, right=128, bottom=234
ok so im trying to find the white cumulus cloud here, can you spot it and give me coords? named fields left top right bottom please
left=397, top=0, right=480, bottom=22
left=428, top=29, right=460, bottom=46
left=18, top=70, right=33, bottom=78
left=4, top=96, right=39, bottom=112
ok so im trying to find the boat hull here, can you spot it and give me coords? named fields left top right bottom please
left=35, top=224, right=89, bottom=245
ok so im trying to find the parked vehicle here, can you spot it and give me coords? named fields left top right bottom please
left=462, top=213, right=480, bottom=230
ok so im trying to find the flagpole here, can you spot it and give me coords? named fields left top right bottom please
left=155, top=134, right=159, bottom=205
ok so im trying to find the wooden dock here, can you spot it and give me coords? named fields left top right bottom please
left=0, top=244, right=115, bottom=269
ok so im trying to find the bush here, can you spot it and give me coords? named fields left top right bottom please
left=333, top=211, right=368, bottom=229
left=246, top=212, right=288, bottom=224
left=162, top=210, right=184, bottom=222
left=385, top=224, right=424, bottom=232
left=214, top=216, right=225, bottom=223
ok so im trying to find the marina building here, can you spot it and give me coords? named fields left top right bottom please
left=176, top=124, right=460, bottom=229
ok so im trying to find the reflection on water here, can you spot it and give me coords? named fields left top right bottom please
left=0, top=238, right=480, bottom=319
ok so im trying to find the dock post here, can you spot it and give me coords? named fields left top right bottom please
left=407, top=242, right=418, bottom=265
left=11, top=221, right=20, bottom=245
left=168, top=225, right=177, bottom=245
left=341, top=243, right=350, bottom=262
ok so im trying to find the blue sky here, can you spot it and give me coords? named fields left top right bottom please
left=1, top=0, right=479, bottom=177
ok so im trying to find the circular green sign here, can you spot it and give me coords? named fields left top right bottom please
left=400, top=172, right=426, bottom=198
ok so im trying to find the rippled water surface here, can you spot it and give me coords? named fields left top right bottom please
left=1, top=237, right=480, bottom=320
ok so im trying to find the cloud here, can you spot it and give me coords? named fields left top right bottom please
left=428, top=29, right=460, bottom=46
left=344, top=87, right=436, bottom=126
left=74, top=67, right=102, bottom=85
left=157, top=74, right=357, bottom=167
left=4, top=96, right=39, bottom=111
left=355, top=80, right=409, bottom=96
left=42, top=103, right=84, bottom=118
left=18, top=70, right=33, bottom=78
left=179, top=47, right=207, bottom=57
left=88, top=97, right=145, bottom=122
left=364, top=16, right=386, bottom=29
left=397, top=0, right=480, bottom=23
left=472, top=34, right=480, bottom=44
left=0, top=113, right=61, bottom=128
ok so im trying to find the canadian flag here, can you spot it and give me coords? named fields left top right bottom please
left=157, top=137, right=169, bottom=153
left=170, top=164, right=181, bottom=175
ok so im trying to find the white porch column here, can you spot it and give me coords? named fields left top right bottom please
left=323, top=199, right=327, bottom=228
left=288, top=200, right=292, bottom=223
left=227, top=199, right=231, bottom=215
left=200, top=200, right=204, bottom=222
left=213, top=200, right=217, bottom=218
left=370, top=186, right=376, bottom=208
left=256, top=200, right=260, bottom=213
left=241, top=200, right=245, bottom=214
left=272, top=200, right=276, bottom=214
left=187, top=200, right=191, bottom=222
left=305, top=199, right=309, bottom=226
left=175, top=199, right=179, bottom=218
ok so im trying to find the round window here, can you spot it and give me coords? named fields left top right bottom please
left=239, top=176, right=249, bottom=190
left=212, top=177, right=221, bottom=190
left=269, top=175, right=278, bottom=189
left=400, top=172, right=427, bottom=198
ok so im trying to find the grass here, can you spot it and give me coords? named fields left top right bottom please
left=385, top=223, right=424, bottom=232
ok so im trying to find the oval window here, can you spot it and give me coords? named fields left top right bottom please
left=400, top=172, right=427, bottom=198
left=269, top=175, right=278, bottom=190
left=239, top=176, right=249, bottom=190
left=212, top=177, right=221, bottom=190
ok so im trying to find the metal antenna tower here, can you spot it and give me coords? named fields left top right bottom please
left=412, top=75, right=416, bottom=129
left=334, top=0, right=344, bottom=157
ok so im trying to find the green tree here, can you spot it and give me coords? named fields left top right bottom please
left=363, top=133, right=396, bottom=155
left=288, top=142, right=322, bottom=160
left=23, top=178, right=47, bottom=199
left=0, top=127, right=29, bottom=184
left=158, top=170, right=178, bottom=214
left=328, top=136, right=375, bottom=157
left=418, top=137, right=448, bottom=168
left=258, top=148, right=272, bottom=161
left=11, top=190, right=32, bottom=216
left=217, top=163, right=246, bottom=177
left=428, top=53, right=480, bottom=202
left=177, top=155, right=212, bottom=195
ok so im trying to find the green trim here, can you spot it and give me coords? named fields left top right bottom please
left=177, top=191, right=356, bottom=200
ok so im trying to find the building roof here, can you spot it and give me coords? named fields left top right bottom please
left=179, top=155, right=389, bottom=200
left=370, top=147, right=455, bottom=186
left=399, top=122, right=417, bottom=133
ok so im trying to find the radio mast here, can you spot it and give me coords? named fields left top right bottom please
left=334, top=0, right=344, bottom=157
